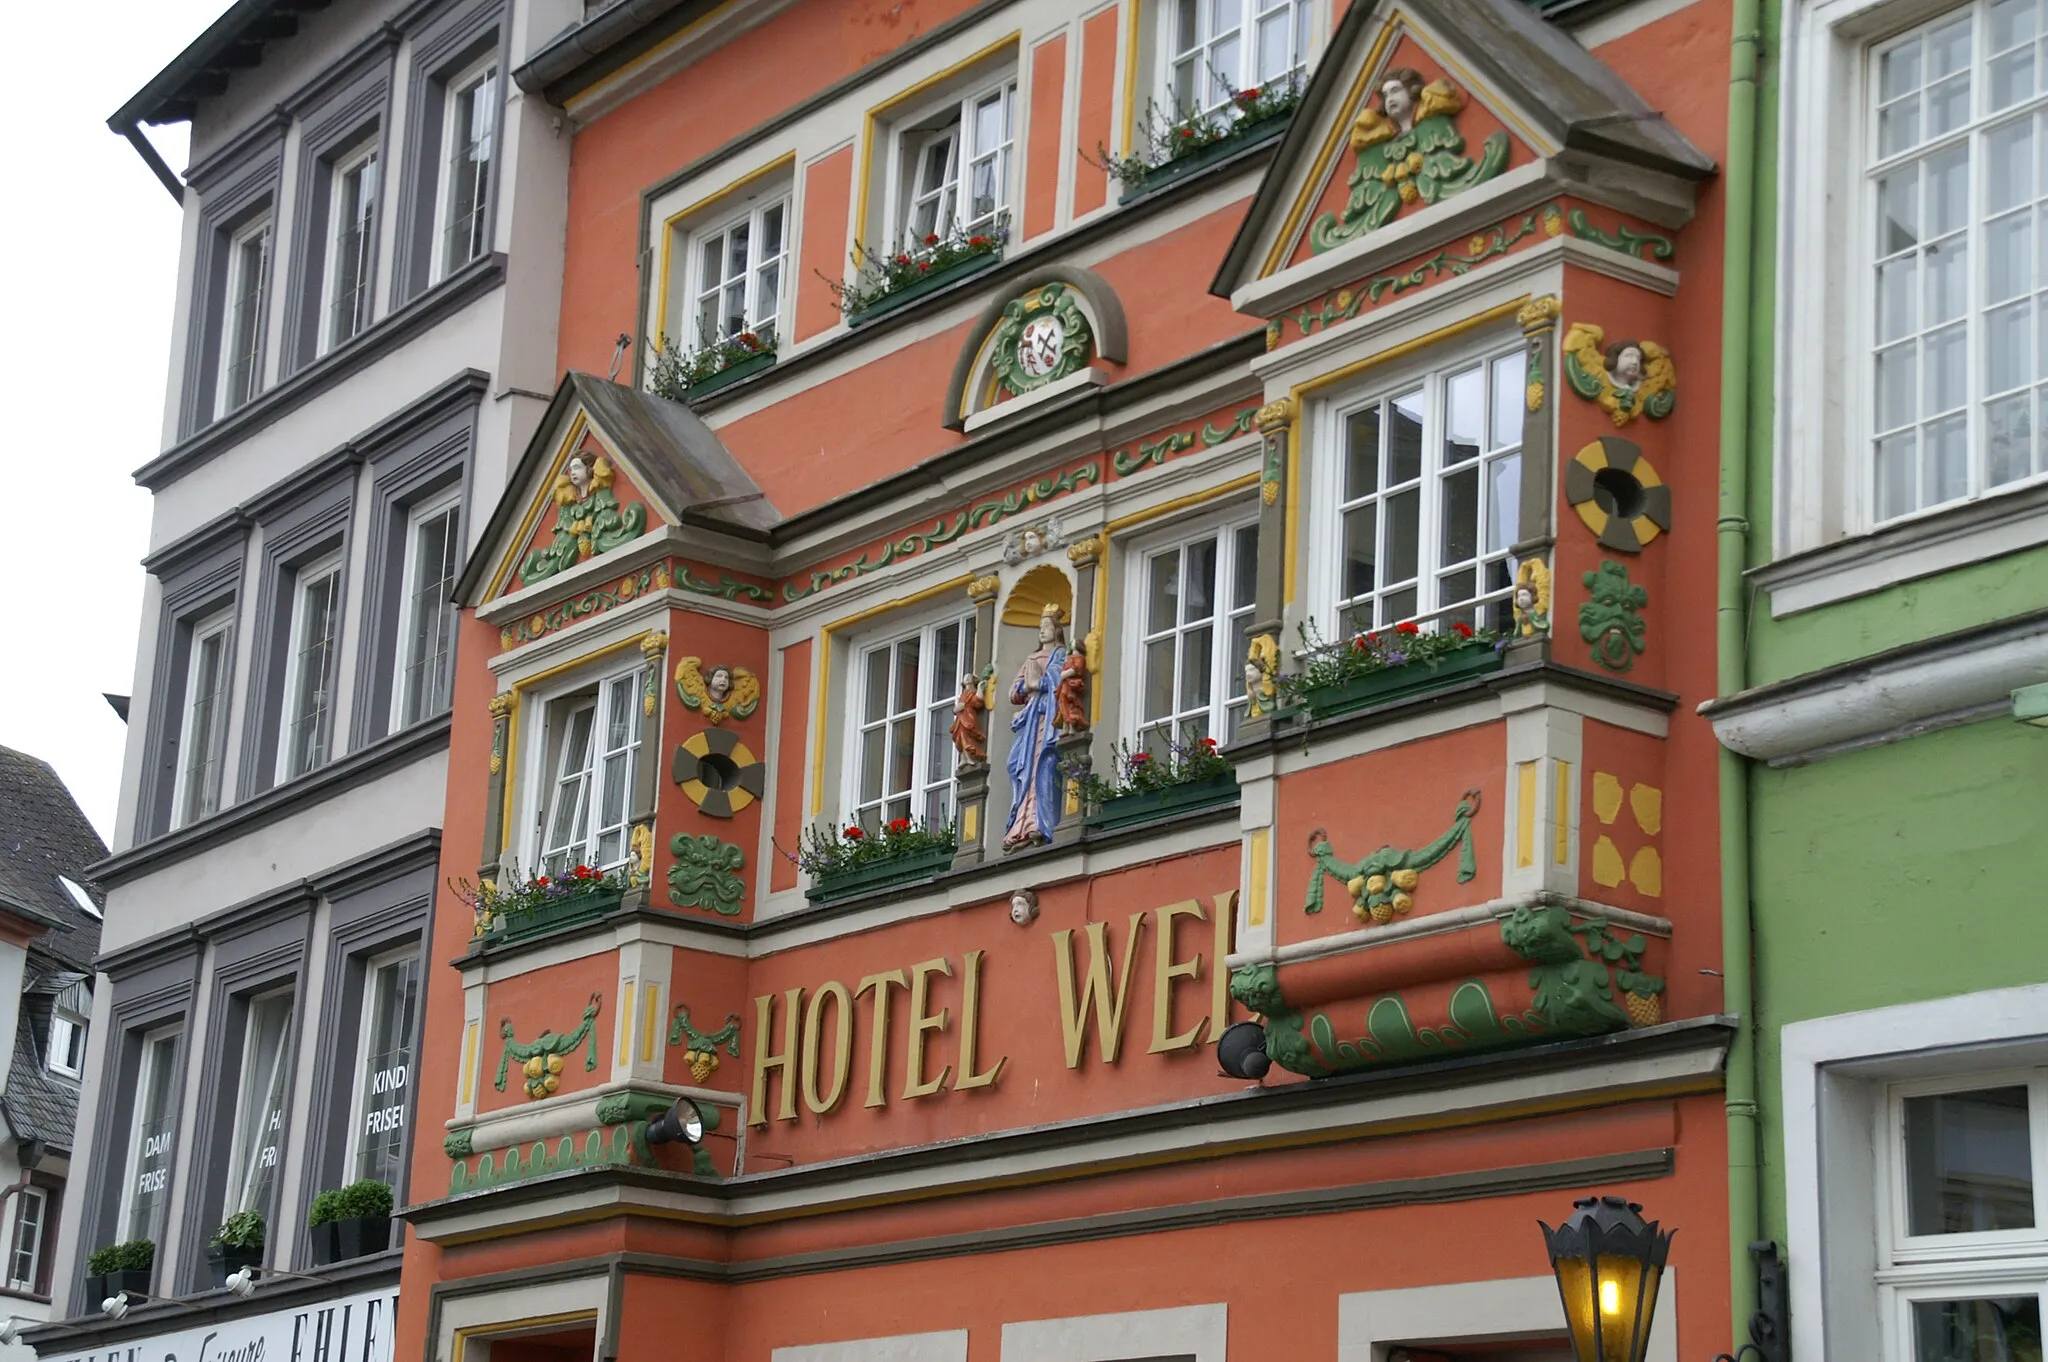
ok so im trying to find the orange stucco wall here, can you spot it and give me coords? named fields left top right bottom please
left=1072, top=7, right=1121, bottom=218
left=795, top=148, right=855, bottom=343
left=1024, top=34, right=1069, bottom=240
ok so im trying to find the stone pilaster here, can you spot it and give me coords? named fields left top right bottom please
left=630, top=632, right=668, bottom=888
left=1508, top=296, right=1561, bottom=667
left=481, top=692, right=515, bottom=881
left=1237, top=397, right=1295, bottom=742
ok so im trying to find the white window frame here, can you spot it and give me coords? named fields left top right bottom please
left=391, top=490, right=462, bottom=731
left=222, top=987, right=295, bottom=1219
left=683, top=196, right=791, bottom=351
left=8, top=1185, right=47, bottom=1294
left=1774, top=0, right=2048, bottom=607
left=431, top=55, right=499, bottom=285
left=888, top=76, right=1017, bottom=249
left=171, top=608, right=235, bottom=830
left=1156, top=0, right=1316, bottom=120
left=216, top=213, right=274, bottom=418
left=522, top=658, right=649, bottom=877
left=318, top=139, right=380, bottom=355
left=1782, top=980, right=2048, bottom=1362
left=1120, top=509, right=1260, bottom=753
left=47, top=988, right=88, bottom=1080
left=1306, top=332, right=1527, bottom=638
left=340, top=945, right=420, bottom=1188
left=841, top=609, right=977, bottom=833
left=277, top=552, right=346, bottom=784
left=115, top=1024, right=182, bottom=1248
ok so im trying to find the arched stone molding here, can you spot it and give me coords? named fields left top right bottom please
left=942, top=265, right=1129, bottom=432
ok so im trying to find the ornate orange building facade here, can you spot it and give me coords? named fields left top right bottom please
left=394, top=0, right=1738, bottom=1354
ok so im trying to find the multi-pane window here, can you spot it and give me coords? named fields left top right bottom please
left=691, top=199, right=788, bottom=349
left=1332, top=344, right=1524, bottom=636
left=901, top=81, right=1015, bottom=245
left=1877, top=1073, right=2048, bottom=1361
left=1164, top=0, right=1314, bottom=117
left=278, top=555, right=344, bottom=782
left=8, top=1187, right=46, bottom=1294
left=434, top=60, right=498, bottom=282
left=1870, top=2, right=2048, bottom=523
left=850, top=614, right=976, bottom=831
left=345, top=951, right=419, bottom=1192
left=394, top=496, right=460, bottom=729
left=224, top=990, right=294, bottom=1218
left=173, top=611, right=234, bottom=829
left=119, top=1027, right=181, bottom=1247
left=322, top=143, right=379, bottom=352
left=537, top=666, right=646, bottom=875
left=47, top=983, right=88, bottom=1080
left=217, top=216, right=272, bottom=416
left=1132, top=522, right=1259, bottom=754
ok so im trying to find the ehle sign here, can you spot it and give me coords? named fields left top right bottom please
left=44, top=1288, right=398, bottom=1362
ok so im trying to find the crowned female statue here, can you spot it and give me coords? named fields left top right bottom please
left=1002, top=603, right=1068, bottom=850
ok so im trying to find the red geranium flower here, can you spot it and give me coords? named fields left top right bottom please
left=536, top=876, right=550, bottom=886
left=1236, top=87, right=1261, bottom=103
left=1451, top=620, right=1474, bottom=637
left=1396, top=621, right=1421, bottom=636
left=888, top=817, right=911, bottom=834
left=1131, top=751, right=1151, bottom=763
left=895, top=253, right=912, bottom=265
left=844, top=825, right=865, bottom=840
left=573, top=864, right=593, bottom=879
left=919, top=261, right=931, bottom=270
left=1179, top=128, right=1196, bottom=138
left=1351, top=636, right=1368, bottom=652
left=924, top=233, right=941, bottom=246
left=1200, top=736, right=1218, bottom=749
left=968, top=235, right=989, bottom=247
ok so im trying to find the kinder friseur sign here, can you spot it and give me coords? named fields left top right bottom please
left=46, top=1288, right=399, bottom=1362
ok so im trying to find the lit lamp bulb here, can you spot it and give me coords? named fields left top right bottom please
left=1600, top=1277, right=1621, bottom=1317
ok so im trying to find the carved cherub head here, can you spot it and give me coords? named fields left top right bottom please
left=1380, top=67, right=1425, bottom=130
left=1605, top=340, right=1646, bottom=391
left=706, top=665, right=733, bottom=702
left=1009, top=888, right=1040, bottom=926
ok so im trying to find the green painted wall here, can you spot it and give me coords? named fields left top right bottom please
left=1749, top=716, right=2048, bottom=1242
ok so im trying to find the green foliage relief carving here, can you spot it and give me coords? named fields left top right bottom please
left=667, top=834, right=746, bottom=916
left=1579, top=560, right=1649, bottom=672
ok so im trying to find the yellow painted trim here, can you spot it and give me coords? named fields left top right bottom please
left=1247, top=827, right=1270, bottom=928
left=485, top=412, right=592, bottom=602
left=452, top=1310, right=601, bottom=1362
left=653, top=153, right=799, bottom=352
left=809, top=575, right=975, bottom=815
left=1260, top=18, right=1401, bottom=277
left=616, top=981, right=634, bottom=1069
left=496, top=692, right=523, bottom=867
left=854, top=33, right=1022, bottom=252
left=641, top=980, right=661, bottom=1065
left=458, top=1020, right=479, bottom=1107
left=1119, top=0, right=1141, bottom=156
left=1281, top=298, right=1527, bottom=601
left=1554, top=759, right=1572, bottom=866
left=561, top=0, right=744, bottom=115
left=1515, top=760, right=1537, bottom=869
left=962, top=803, right=979, bottom=842
left=426, top=1072, right=1724, bottom=1243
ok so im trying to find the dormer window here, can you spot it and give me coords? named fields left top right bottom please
left=47, top=983, right=88, bottom=1081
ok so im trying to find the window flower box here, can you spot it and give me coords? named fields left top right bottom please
left=848, top=248, right=1004, bottom=326
left=454, top=865, right=632, bottom=949
left=1118, top=114, right=1292, bottom=205
left=684, top=347, right=776, bottom=400
left=485, top=886, right=623, bottom=943
left=1299, top=643, right=1504, bottom=718
left=807, top=844, right=955, bottom=902
left=1085, top=772, right=1238, bottom=831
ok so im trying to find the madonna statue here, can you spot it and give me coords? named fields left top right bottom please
left=1002, top=603, right=1067, bottom=850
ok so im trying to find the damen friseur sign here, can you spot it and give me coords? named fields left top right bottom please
left=46, top=1288, right=398, bottom=1362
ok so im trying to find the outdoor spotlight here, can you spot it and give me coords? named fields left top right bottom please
left=101, top=1295, right=130, bottom=1320
left=646, top=1097, right=706, bottom=1145
left=226, top=1266, right=258, bottom=1298
left=1215, top=1020, right=1271, bottom=1080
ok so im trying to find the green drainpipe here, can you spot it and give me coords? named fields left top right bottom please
left=1718, top=0, right=1765, bottom=1344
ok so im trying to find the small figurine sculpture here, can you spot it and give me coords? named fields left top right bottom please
left=1513, top=558, right=1553, bottom=638
left=1243, top=633, right=1280, bottom=717
left=1054, top=647, right=1089, bottom=732
left=674, top=658, right=761, bottom=724
left=521, top=447, right=649, bottom=583
left=1562, top=323, right=1676, bottom=426
left=951, top=670, right=990, bottom=764
left=1003, top=603, right=1069, bottom=851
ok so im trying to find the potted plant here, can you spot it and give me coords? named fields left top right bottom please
left=646, top=328, right=779, bottom=403
left=1283, top=618, right=1506, bottom=719
left=450, top=861, right=630, bottom=947
left=828, top=222, right=1009, bottom=325
left=1075, top=736, right=1238, bottom=832
left=1090, top=74, right=1305, bottom=204
left=85, top=1239, right=154, bottom=1304
left=308, top=1179, right=394, bottom=1264
left=796, top=816, right=957, bottom=902
left=206, top=1211, right=264, bottom=1287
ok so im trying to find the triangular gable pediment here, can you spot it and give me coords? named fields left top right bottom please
left=1212, top=0, right=1715, bottom=304
left=460, top=372, right=780, bottom=608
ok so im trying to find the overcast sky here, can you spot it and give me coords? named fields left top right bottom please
left=0, top=2, right=225, bottom=838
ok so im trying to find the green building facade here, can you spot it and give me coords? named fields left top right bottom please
left=1709, top=0, right=2048, bottom=1349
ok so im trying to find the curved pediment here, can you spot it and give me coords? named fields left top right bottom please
left=941, top=266, right=1129, bottom=433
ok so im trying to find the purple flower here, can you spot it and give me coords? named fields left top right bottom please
left=1386, top=650, right=1407, bottom=666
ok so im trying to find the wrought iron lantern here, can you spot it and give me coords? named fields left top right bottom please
left=1540, top=1194, right=1674, bottom=1362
